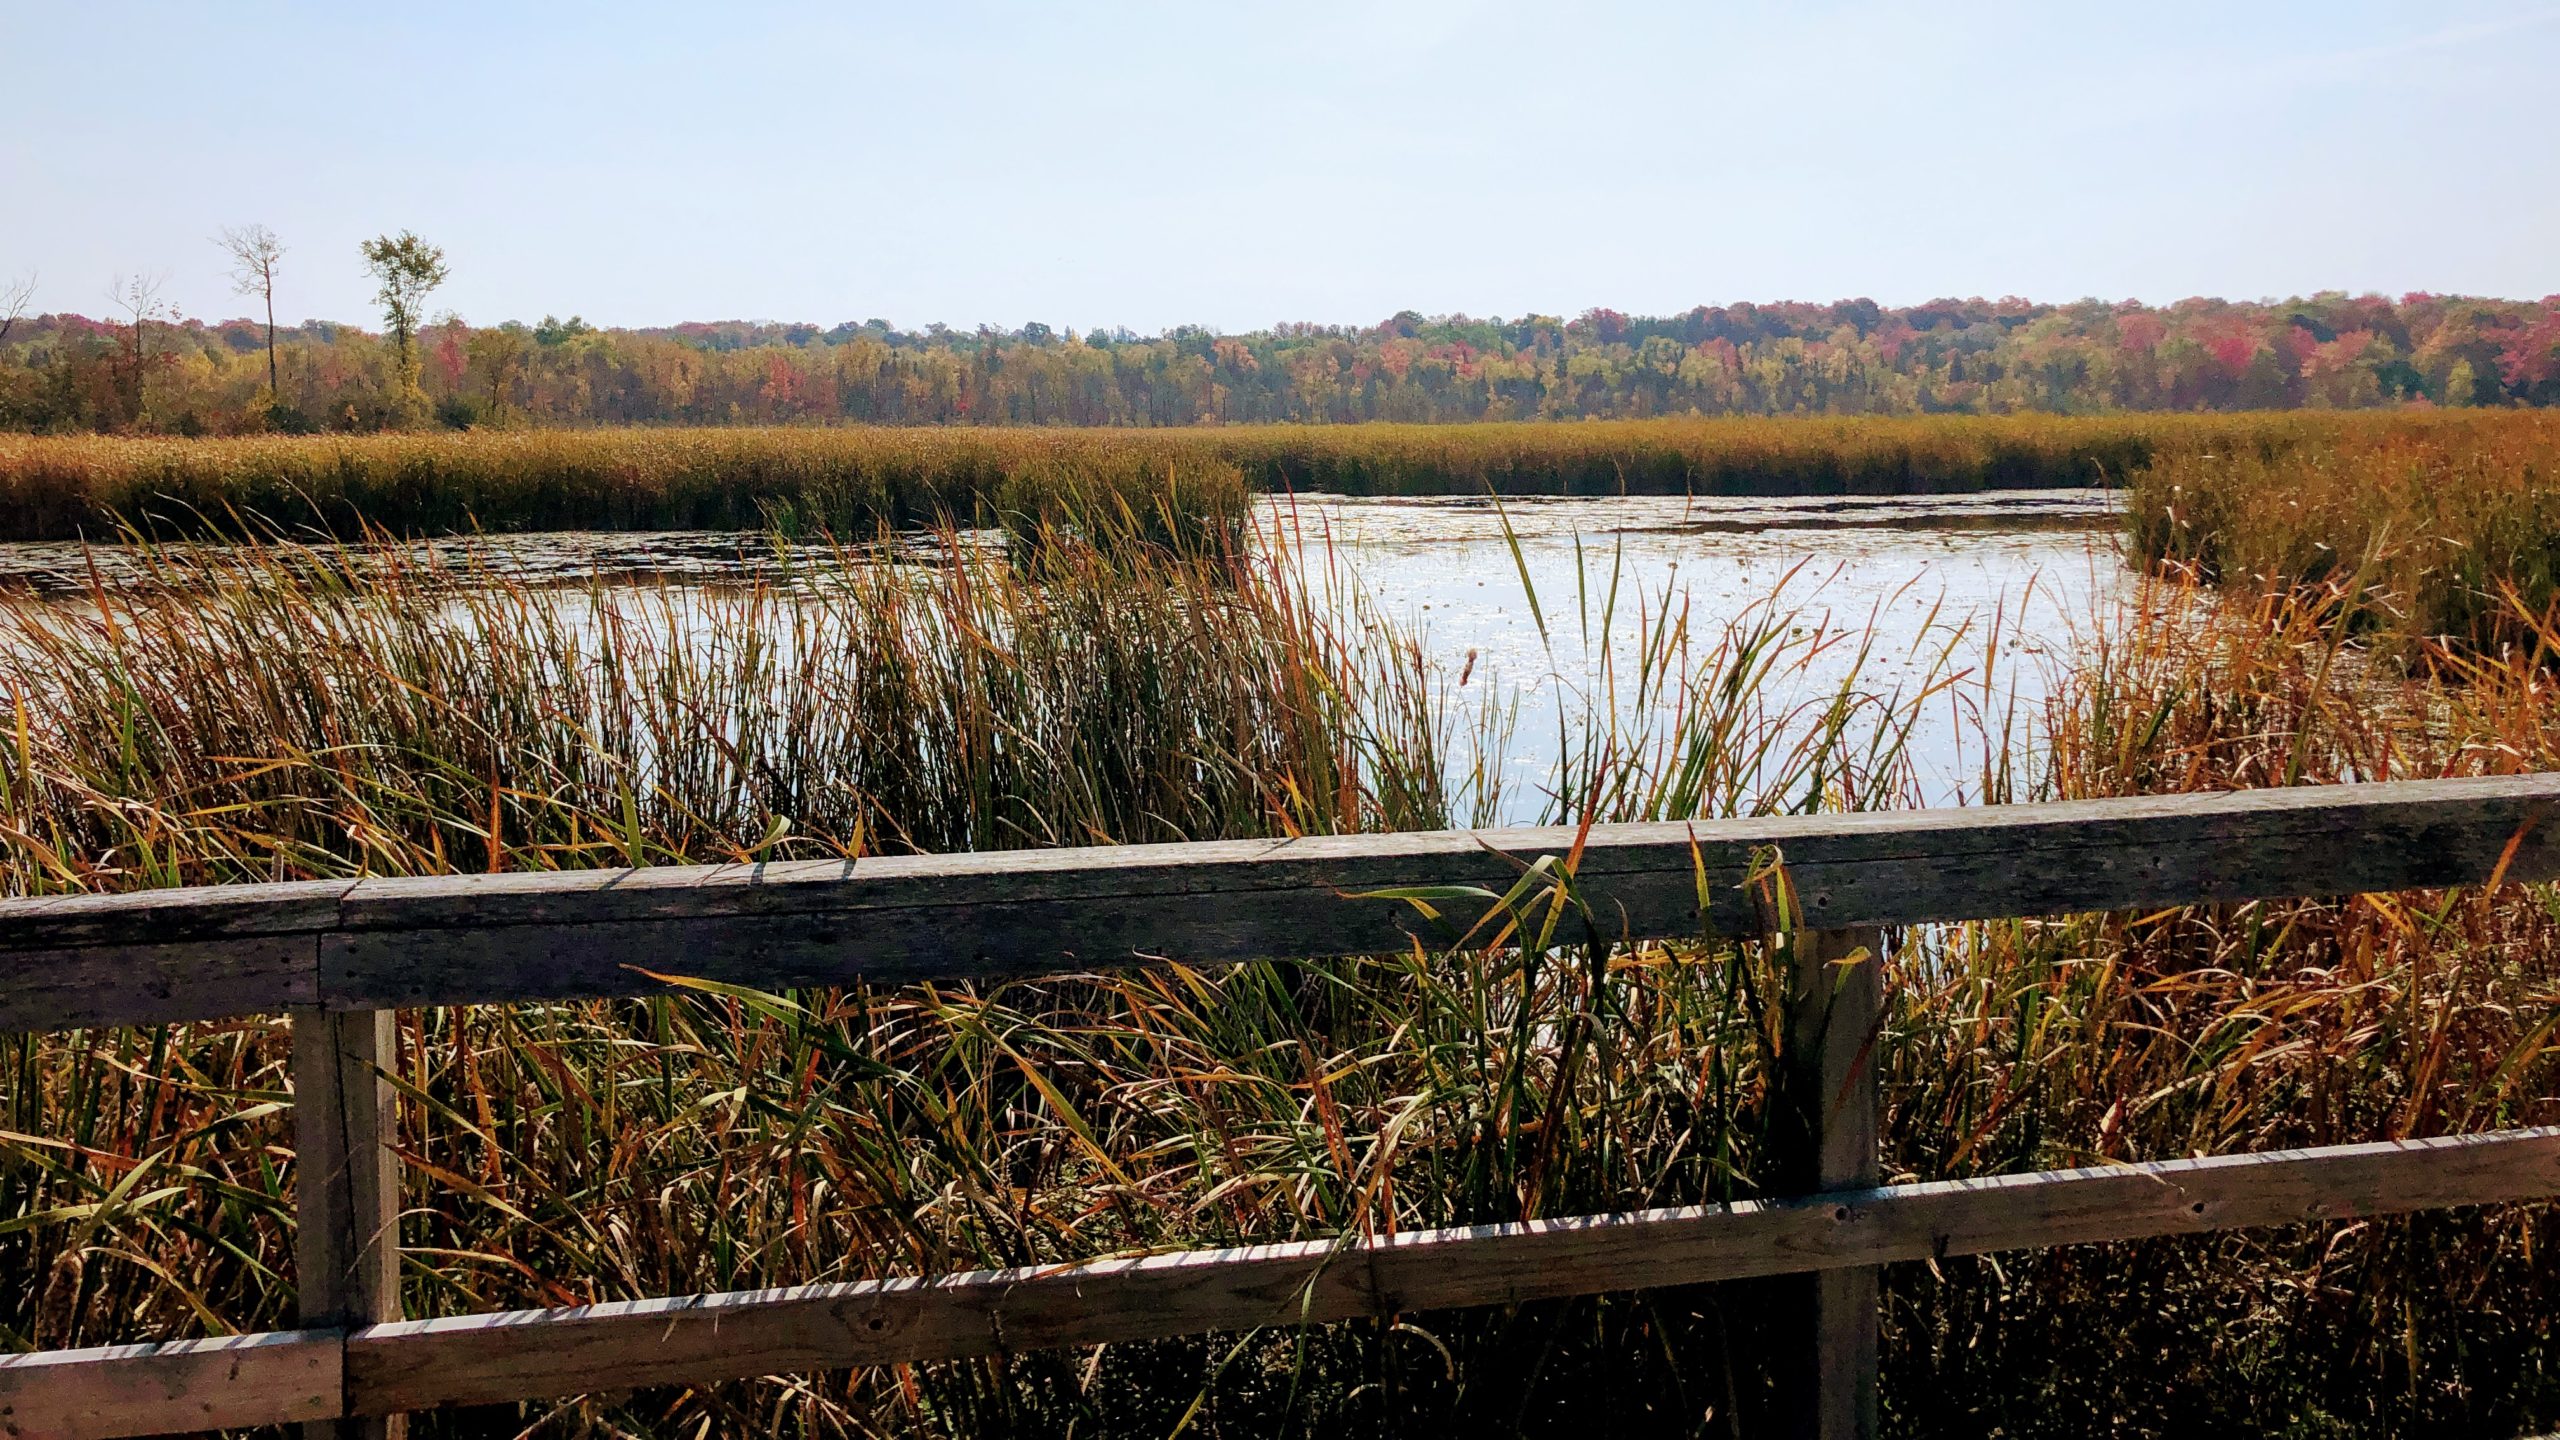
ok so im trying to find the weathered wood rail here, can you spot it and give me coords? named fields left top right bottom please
left=4, top=774, right=2559, bottom=1438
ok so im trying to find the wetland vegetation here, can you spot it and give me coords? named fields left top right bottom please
left=0, top=409, right=2534, bottom=547
left=5, top=252, right=2560, bottom=1437
left=11, top=7, right=2556, bottom=1434
left=3, top=452, right=2558, bottom=1434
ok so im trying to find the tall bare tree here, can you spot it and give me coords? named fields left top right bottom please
left=105, top=273, right=168, bottom=424
left=0, top=271, right=33, bottom=345
left=217, top=225, right=287, bottom=396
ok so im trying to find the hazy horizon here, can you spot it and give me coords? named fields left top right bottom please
left=7, top=1, right=2558, bottom=333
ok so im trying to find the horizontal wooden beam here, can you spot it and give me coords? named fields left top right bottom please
left=0, top=935, right=319, bottom=1034
left=5, top=774, right=2558, bottom=1031
left=0, top=1328, right=342, bottom=1440
left=345, top=1127, right=2560, bottom=1414
left=0, top=880, right=345, bottom=1032
left=9, top=1130, right=2554, bottom=1432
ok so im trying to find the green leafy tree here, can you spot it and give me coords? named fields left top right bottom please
left=2445, top=359, right=2479, bottom=408
left=534, top=314, right=594, bottom=347
left=359, top=230, right=449, bottom=424
left=466, top=322, right=531, bottom=419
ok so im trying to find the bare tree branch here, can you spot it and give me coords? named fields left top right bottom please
left=104, top=273, right=169, bottom=425
left=0, top=270, right=33, bottom=346
left=217, top=224, right=288, bottom=396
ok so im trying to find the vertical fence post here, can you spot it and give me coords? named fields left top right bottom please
left=293, top=1007, right=405, bottom=1440
left=1777, top=926, right=1883, bottom=1440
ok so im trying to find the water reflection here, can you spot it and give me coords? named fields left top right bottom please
left=1274, top=491, right=2123, bottom=812
left=1, top=489, right=2127, bottom=817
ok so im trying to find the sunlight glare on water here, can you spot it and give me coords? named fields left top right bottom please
left=1266, top=491, right=2128, bottom=816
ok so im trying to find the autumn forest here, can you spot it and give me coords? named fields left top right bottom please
left=5, top=287, right=2558, bottom=435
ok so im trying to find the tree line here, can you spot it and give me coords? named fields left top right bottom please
left=3, top=229, right=2555, bottom=433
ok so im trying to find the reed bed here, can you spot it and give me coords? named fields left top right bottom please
left=2130, top=409, right=2560, bottom=656
left=1, top=521, right=2556, bottom=1437
left=0, top=411, right=2468, bottom=544
left=1189, top=412, right=2224, bottom=497
left=0, top=430, right=1256, bottom=552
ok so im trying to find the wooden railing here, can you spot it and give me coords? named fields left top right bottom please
left=5, top=774, right=2560, bottom=1439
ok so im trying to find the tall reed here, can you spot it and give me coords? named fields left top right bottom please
left=2, top=525, right=2555, bottom=1436
left=4, top=411, right=2496, bottom=543
left=0, top=430, right=1256, bottom=551
left=2129, top=409, right=2560, bottom=656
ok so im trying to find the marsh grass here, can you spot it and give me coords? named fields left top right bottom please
left=1191, top=412, right=2233, bottom=498
left=3, top=411, right=2501, bottom=545
left=2130, top=409, right=2560, bottom=658
left=0, top=429, right=1257, bottom=555
left=1, top=518, right=2557, bottom=1437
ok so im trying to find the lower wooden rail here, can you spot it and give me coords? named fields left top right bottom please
left=0, top=1330, right=342, bottom=1438
left=7, top=1129, right=2554, bottom=1437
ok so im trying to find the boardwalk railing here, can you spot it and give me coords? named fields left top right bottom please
left=6, top=775, right=2560, bottom=1439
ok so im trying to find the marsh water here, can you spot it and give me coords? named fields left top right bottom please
left=1275, top=490, right=2125, bottom=810
left=0, top=487, right=2129, bottom=816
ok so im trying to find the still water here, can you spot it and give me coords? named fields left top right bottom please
left=1276, top=490, right=2125, bottom=812
left=0, top=488, right=2130, bottom=816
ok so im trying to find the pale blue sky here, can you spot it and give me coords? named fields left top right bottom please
left=5, top=1, right=2556, bottom=332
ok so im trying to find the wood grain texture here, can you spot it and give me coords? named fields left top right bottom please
left=0, top=1329, right=341, bottom=1440
left=1, top=774, right=2555, bottom=1028
left=1782, top=928, right=1883, bottom=1440
left=0, top=881, right=356, bottom=951
left=322, top=773, right=2560, bottom=1012
left=0, top=935, right=316, bottom=1034
left=345, top=1127, right=2560, bottom=1414
left=292, top=1009, right=403, bottom=1440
